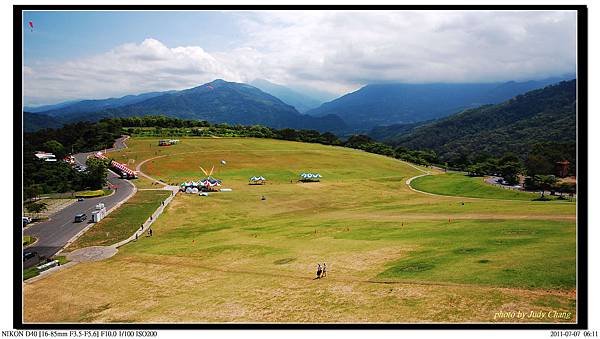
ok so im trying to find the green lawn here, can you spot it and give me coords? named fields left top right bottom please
left=374, top=219, right=575, bottom=289
left=75, top=189, right=111, bottom=198
left=66, top=190, right=171, bottom=251
left=23, top=267, right=39, bottom=280
left=411, top=173, right=563, bottom=201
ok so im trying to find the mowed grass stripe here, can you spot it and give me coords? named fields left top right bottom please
left=66, top=190, right=171, bottom=251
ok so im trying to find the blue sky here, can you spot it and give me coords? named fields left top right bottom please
left=23, top=11, right=246, bottom=62
left=22, top=10, right=577, bottom=106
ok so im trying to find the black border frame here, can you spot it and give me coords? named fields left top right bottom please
left=13, top=4, right=588, bottom=330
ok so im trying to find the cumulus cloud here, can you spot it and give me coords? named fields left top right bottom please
left=24, top=38, right=242, bottom=105
left=24, top=10, right=576, bottom=106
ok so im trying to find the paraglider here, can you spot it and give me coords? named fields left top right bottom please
left=28, top=21, right=34, bottom=32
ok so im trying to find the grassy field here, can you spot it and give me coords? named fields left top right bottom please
left=411, top=173, right=559, bottom=201
left=24, top=137, right=577, bottom=323
left=65, top=190, right=171, bottom=251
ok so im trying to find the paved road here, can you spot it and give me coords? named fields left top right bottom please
left=23, top=136, right=135, bottom=268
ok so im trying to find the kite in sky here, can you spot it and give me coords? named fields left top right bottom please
left=28, top=21, right=34, bottom=32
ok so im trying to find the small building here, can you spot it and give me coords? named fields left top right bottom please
left=556, top=160, right=570, bottom=178
left=34, top=151, right=56, bottom=162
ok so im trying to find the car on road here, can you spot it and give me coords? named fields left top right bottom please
left=77, top=197, right=84, bottom=201
left=74, top=213, right=87, bottom=223
left=22, top=216, right=32, bottom=226
left=23, top=251, right=37, bottom=260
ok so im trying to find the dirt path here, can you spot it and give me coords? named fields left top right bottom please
left=135, top=154, right=170, bottom=186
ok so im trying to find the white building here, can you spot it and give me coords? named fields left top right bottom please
left=34, top=152, right=57, bottom=162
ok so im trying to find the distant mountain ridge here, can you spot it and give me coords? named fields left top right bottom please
left=24, top=112, right=64, bottom=132
left=250, top=79, right=322, bottom=113
left=27, top=91, right=174, bottom=118
left=307, top=75, right=574, bottom=130
left=37, top=79, right=348, bottom=133
left=25, top=100, right=80, bottom=113
left=381, top=79, right=576, bottom=162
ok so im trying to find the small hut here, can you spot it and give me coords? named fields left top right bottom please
left=556, top=160, right=570, bottom=178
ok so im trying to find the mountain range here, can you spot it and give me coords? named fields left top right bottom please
left=374, top=79, right=576, bottom=163
left=24, top=76, right=574, bottom=136
left=306, top=76, right=574, bottom=130
left=25, top=80, right=347, bottom=133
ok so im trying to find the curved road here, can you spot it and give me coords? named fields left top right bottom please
left=23, top=136, right=135, bottom=268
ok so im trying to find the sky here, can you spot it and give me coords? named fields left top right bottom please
left=22, top=10, right=577, bottom=106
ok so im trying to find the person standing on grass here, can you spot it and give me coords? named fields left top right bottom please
left=322, top=263, right=327, bottom=278
left=316, top=264, right=322, bottom=279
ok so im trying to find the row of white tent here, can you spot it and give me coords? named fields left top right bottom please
left=180, top=178, right=222, bottom=189
left=299, top=173, right=322, bottom=179
left=249, top=176, right=266, bottom=181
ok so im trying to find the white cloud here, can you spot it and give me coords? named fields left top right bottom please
left=25, top=38, right=243, bottom=105
left=24, top=10, right=576, bottom=106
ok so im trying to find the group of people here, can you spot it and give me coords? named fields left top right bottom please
left=135, top=224, right=153, bottom=239
left=316, top=263, right=327, bottom=279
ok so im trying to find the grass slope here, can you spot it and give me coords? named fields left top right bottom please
left=24, top=138, right=576, bottom=323
left=66, top=190, right=171, bottom=251
left=411, top=173, right=554, bottom=201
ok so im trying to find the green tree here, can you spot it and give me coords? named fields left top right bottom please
left=319, top=132, right=341, bottom=145
left=85, top=157, right=109, bottom=189
left=24, top=184, right=42, bottom=202
left=525, top=153, right=554, bottom=176
left=25, top=202, right=48, bottom=219
left=42, top=140, right=66, bottom=158
left=498, top=153, right=524, bottom=185
left=533, top=175, right=558, bottom=197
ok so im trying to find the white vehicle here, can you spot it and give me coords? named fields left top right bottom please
left=22, top=216, right=32, bottom=225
